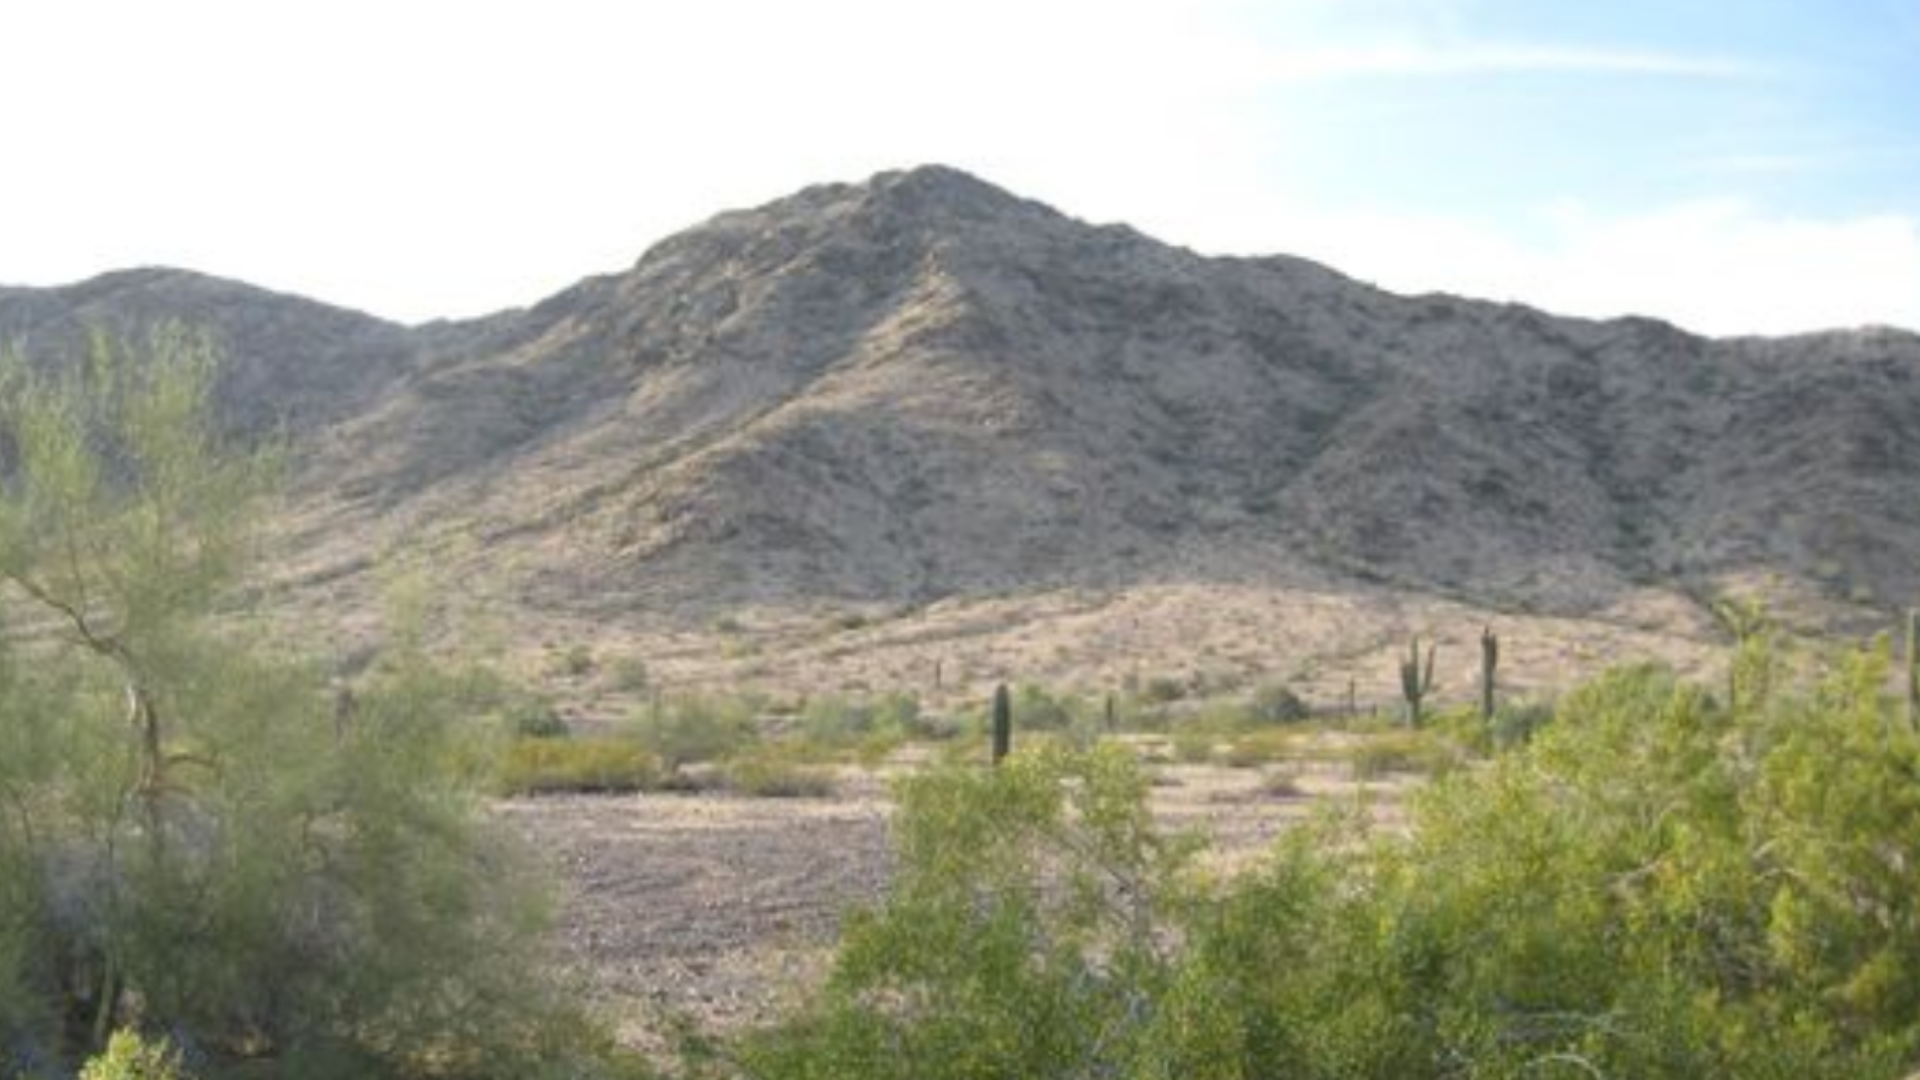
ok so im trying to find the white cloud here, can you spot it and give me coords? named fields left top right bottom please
left=1251, top=41, right=1756, bottom=82
left=1183, top=197, right=1920, bottom=336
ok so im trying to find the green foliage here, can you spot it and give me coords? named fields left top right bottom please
left=1009, top=682, right=1076, bottom=730
left=723, top=748, right=837, bottom=799
left=1140, top=675, right=1186, bottom=704
left=741, top=744, right=1198, bottom=1080
left=450, top=662, right=564, bottom=737
left=799, top=692, right=920, bottom=749
left=0, top=332, right=602, bottom=1078
left=1218, top=728, right=1300, bottom=768
left=745, top=644, right=1920, bottom=1080
left=78, top=1031, right=190, bottom=1080
left=498, top=737, right=664, bottom=794
left=607, top=655, right=651, bottom=693
left=1171, top=727, right=1218, bottom=764
left=1247, top=682, right=1311, bottom=725
left=1342, top=728, right=1460, bottom=779
left=629, top=694, right=757, bottom=769
left=1486, top=698, right=1554, bottom=749
left=551, top=642, right=595, bottom=678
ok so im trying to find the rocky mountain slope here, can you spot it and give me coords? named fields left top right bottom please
left=5, top=166, right=1916, bottom=700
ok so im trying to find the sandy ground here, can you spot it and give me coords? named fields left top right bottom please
left=495, top=748, right=1423, bottom=1048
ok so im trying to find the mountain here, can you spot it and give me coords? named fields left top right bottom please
left=6, top=166, right=1917, bottom=703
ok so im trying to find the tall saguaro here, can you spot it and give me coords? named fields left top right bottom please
left=1479, top=625, right=1500, bottom=722
left=1906, top=609, right=1918, bottom=732
left=992, top=683, right=1013, bottom=764
left=1400, top=636, right=1438, bottom=729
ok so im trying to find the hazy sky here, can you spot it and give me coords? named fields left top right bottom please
left=4, top=0, right=1917, bottom=335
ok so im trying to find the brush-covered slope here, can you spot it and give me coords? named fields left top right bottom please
left=8, top=167, right=1918, bottom=651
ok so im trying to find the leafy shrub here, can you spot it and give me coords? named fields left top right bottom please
left=1344, top=729, right=1460, bottom=778
left=507, top=697, right=570, bottom=738
left=412, top=661, right=562, bottom=737
left=1258, top=767, right=1306, bottom=798
left=498, top=737, right=664, bottom=794
left=1011, top=682, right=1077, bottom=730
left=629, top=694, right=758, bottom=768
left=1247, top=682, right=1312, bottom=725
left=1220, top=728, right=1299, bottom=768
left=747, top=646, right=1920, bottom=1080
left=724, top=749, right=837, bottom=798
left=740, top=745, right=1195, bottom=1080
left=0, top=333, right=607, bottom=1079
left=801, top=694, right=898, bottom=744
left=79, top=1031, right=191, bottom=1080
left=553, top=643, right=596, bottom=677
left=1140, top=675, right=1186, bottom=703
left=606, top=655, right=651, bottom=693
left=1171, top=728, right=1217, bottom=764
left=1488, top=699, right=1554, bottom=748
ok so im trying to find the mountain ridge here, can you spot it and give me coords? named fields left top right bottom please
left=4, top=165, right=1916, bottom=700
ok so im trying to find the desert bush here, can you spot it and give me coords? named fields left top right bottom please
left=78, top=1031, right=192, bottom=1080
left=607, top=655, right=651, bottom=693
left=1154, top=654, right=1920, bottom=1080
left=1258, top=766, right=1306, bottom=798
left=1343, top=728, right=1462, bottom=779
left=629, top=694, right=758, bottom=768
left=0, top=332, right=606, bottom=1079
left=724, top=748, right=837, bottom=799
left=498, top=737, right=664, bottom=794
left=1247, top=682, right=1312, bottom=725
left=1220, top=728, right=1300, bottom=768
left=1495, top=698, right=1554, bottom=746
left=1140, top=675, right=1187, bottom=703
left=1010, top=682, right=1077, bottom=730
left=1171, top=727, right=1218, bottom=764
left=799, top=691, right=921, bottom=752
left=740, top=744, right=1198, bottom=1080
left=746, top=646, right=1920, bottom=1079
left=550, top=642, right=596, bottom=677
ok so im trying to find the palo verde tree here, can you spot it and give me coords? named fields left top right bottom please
left=0, top=329, right=593, bottom=1079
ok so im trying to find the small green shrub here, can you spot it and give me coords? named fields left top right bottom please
left=725, top=750, right=837, bottom=798
left=1248, top=682, right=1312, bottom=725
left=546, top=643, right=596, bottom=678
left=1259, top=767, right=1306, bottom=798
left=743, top=646, right=1920, bottom=1080
left=1140, top=675, right=1186, bottom=704
left=1171, top=728, right=1216, bottom=764
left=740, top=744, right=1194, bottom=1080
left=79, top=1031, right=190, bottom=1080
left=1488, top=699, right=1554, bottom=749
left=606, top=655, right=651, bottom=693
left=1344, top=730, right=1459, bottom=779
left=510, top=702, right=570, bottom=739
left=1220, top=727, right=1299, bottom=767
left=1011, top=683, right=1076, bottom=730
left=630, top=694, right=758, bottom=768
left=498, top=737, right=663, bottom=794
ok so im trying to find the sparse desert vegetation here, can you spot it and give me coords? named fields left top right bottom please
left=4, top=156, right=1919, bottom=1080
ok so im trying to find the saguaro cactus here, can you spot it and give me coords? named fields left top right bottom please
left=1479, top=625, right=1499, bottom=722
left=992, top=683, right=1013, bottom=764
left=1400, top=636, right=1438, bottom=728
left=1906, top=609, right=1918, bottom=732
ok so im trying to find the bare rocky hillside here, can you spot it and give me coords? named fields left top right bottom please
left=5, top=166, right=1916, bottom=702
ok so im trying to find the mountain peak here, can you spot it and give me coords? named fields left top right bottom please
left=856, top=164, right=1060, bottom=227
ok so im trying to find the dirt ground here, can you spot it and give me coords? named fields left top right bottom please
left=495, top=748, right=1421, bottom=1048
